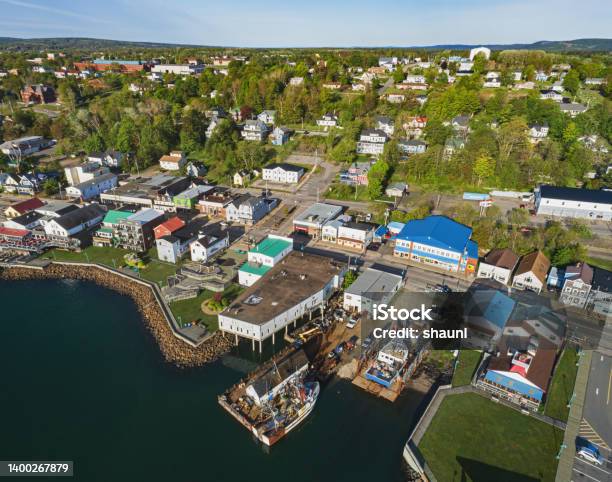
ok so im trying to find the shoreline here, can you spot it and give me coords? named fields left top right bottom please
left=0, top=264, right=233, bottom=368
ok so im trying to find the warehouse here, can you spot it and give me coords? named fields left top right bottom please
left=535, top=185, right=612, bottom=220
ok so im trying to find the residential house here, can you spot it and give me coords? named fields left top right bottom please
left=398, top=139, right=427, bottom=155
left=153, top=216, right=185, bottom=240
left=225, top=194, right=269, bottom=225
left=257, top=110, right=276, bottom=125
left=403, top=116, right=427, bottom=138
left=451, top=115, right=470, bottom=133
left=535, top=71, right=549, bottom=82
left=443, top=137, right=466, bottom=158
left=340, top=161, right=373, bottom=186
left=206, top=115, right=223, bottom=138
left=514, top=81, right=535, bottom=90
left=540, top=90, right=563, bottom=102
left=512, top=251, right=550, bottom=293
left=87, top=150, right=125, bottom=168
left=405, top=74, right=425, bottom=84
left=4, top=197, right=45, bottom=219
left=159, top=151, right=186, bottom=171
left=3, top=211, right=44, bottom=230
left=385, top=182, right=407, bottom=198
left=92, top=209, right=131, bottom=247
left=43, top=204, right=106, bottom=238
left=197, top=188, right=236, bottom=218
left=535, top=185, right=612, bottom=221
left=0, top=136, right=53, bottom=156
left=337, top=222, right=376, bottom=251
left=317, top=113, right=338, bottom=128
left=21, top=84, right=56, bottom=104
left=262, top=163, right=304, bottom=184
left=65, top=172, right=118, bottom=200
left=585, top=78, right=606, bottom=86
left=588, top=268, right=612, bottom=317
left=64, top=162, right=109, bottom=186
left=477, top=248, right=519, bottom=285
left=375, top=116, right=395, bottom=136
left=394, top=215, right=479, bottom=274
left=172, top=185, right=214, bottom=210
left=116, top=208, right=165, bottom=252
left=529, top=123, right=549, bottom=143
left=385, top=93, right=406, bottom=104
left=271, top=126, right=292, bottom=146
left=233, top=170, right=251, bottom=187
left=560, top=262, right=594, bottom=309
left=289, top=77, right=304, bottom=86
left=185, top=161, right=207, bottom=178
left=356, top=129, right=388, bottom=156
left=559, top=102, right=588, bottom=117
left=322, top=82, right=342, bottom=90
left=156, top=220, right=207, bottom=264
left=241, top=120, right=269, bottom=141
left=238, top=235, right=294, bottom=286
left=189, top=223, right=230, bottom=262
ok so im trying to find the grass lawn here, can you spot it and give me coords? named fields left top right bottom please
left=419, top=393, right=564, bottom=482
left=326, top=181, right=371, bottom=202
left=452, top=350, right=482, bottom=387
left=169, top=284, right=243, bottom=330
left=543, top=347, right=579, bottom=422
left=586, top=256, right=612, bottom=271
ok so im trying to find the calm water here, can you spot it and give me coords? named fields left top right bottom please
left=0, top=279, right=427, bottom=482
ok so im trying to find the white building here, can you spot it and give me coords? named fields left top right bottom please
left=477, top=248, right=520, bottom=286
left=356, top=129, right=388, bottom=156
left=64, top=162, right=110, bottom=186
left=535, top=185, right=612, bottom=221
left=529, top=123, right=549, bottom=143
left=159, top=151, right=186, bottom=171
left=317, top=113, right=338, bottom=128
left=43, top=204, right=105, bottom=238
left=257, top=110, right=276, bottom=125
left=238, top=235, right=293, bottom=287
left=151, top=64, right=204, bottom=76
left=337, top=222, right=375, bottom=251
left=189, top=224, right=229, bottom=262
left=343, top=267, right=403, bottom=314
left=262, top=163, right=304, bottom=184
left=242, top=120, right=269, bottom=141
left=65, top=172, right=118, bottom=200
left=511, top=251, right=550, bottom=294
left=87, top=150, right=124, bottom=168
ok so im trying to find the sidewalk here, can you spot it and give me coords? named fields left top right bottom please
left=555, top=350, right=592, bottom=482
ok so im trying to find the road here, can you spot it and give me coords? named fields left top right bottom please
left=377, top=77, right=395, bottom=95
left=583, top=353, right=612, bottom=450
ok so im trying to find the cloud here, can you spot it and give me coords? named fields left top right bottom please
left=0, top=0, right=110, bottom=23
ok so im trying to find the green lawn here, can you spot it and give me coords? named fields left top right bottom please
left=452, top=350, right=482, bottom=387
left=419, top=393, right=564, bottom=482
left=544, top=347, right=579, bottom=422
left=169, top=284, right=243, bottom=330
left=326, top=182, right=371, bottom=202
left=586, top=256, right=612, bottom=271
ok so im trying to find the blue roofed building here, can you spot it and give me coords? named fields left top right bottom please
left=393, top=215, right=478, bottom=274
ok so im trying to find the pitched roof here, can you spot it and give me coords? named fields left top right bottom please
left=514, top=251, right=550, bottom=284
left=8, top=197, right=45, bottom=214
left=54, top=204, right=105, bottom=230
left=264, top=162, right=304, bottom=173
left=156, top=216, right=185, bottom=234
left=565, top=262, right=594, bottom=284
left=483, top=248, right=519, bottom=270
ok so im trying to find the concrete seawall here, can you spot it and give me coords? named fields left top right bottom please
left=0, top=262, right=233, bottom=367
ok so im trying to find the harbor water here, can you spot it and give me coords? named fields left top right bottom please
left=0, top=279, right=429, bottom=482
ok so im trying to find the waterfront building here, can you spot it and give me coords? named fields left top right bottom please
left=189, top=223, right=229, bottom=262
left=343, top=268, right=404, bottom=314
left=92, top=209, right=131, bottom=247
left=238, top=235, right=293, bottom=287
left=116, top=208, right=165, bottom=252
left=43, top=204, right=106, bottom=238
left=219, top=251, right=345, bottom=351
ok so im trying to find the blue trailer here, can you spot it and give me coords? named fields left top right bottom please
left=463, top=192, right=491, bottom=201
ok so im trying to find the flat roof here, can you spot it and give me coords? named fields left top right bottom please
left=239, top=262, right=272, bottom=276
left=294, top=203, right=343, bottom=227
left=249, top=236, right=292, bottom=258
left=222, top=251, right=342, bottom=325
left=345, top=268, right=403, bottom=297
left=126, top=208, right=164, bottom=224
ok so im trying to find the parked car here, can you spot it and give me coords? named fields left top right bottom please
left=577, top=447, right=604, bottom=465
left=368, top=242, right=381, bottom=252
left=361, top=336, right=373, bottom=350
left=346, top=335, right=359, bottom=350
left=346, top=317, right=358, bottom=329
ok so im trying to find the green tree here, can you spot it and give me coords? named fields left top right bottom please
left=367, top=158, right=390, bottom=199
left=562, top=70, right=580, bottom=96
left=473, top=151, right=495, bottom=185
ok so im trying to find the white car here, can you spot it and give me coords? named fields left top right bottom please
left=577, top=448, right=604, bottom=466
left=346, top=318, right=358, bottom=329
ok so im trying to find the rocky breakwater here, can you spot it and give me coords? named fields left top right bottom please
left=0, top=264, right=233, bottom=367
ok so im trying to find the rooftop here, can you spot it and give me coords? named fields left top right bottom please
left=538, top=185, right=612, bottom=205
left=126, top=208, right=164, bottom=225
left=222, top=251, right=343, bottom=325
left=345, top=268, right=403, bottom=297
left=396, top=215, right=473, bottom=253
left=294, top=202, right=343, bottom=227
left=249, top=236, right=293, bottom=258
left=483, top=248, right=519, bottom=270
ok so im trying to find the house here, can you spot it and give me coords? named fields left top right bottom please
left=21, top=84, right=56, bottom=104
left=65, top=162, right=110, bottom=186
left=65, top=172, right=118, bottom=201
left=241, top=120, right=269, bottom=141
left=92, top=209, right=132, bottom=247
left=588, top=268, right=612, bottom=317
left=238, top=235, right=294, bottom=286
left=339, top=161, right=373, bottom=186
left=385, top=182, right=407, bottom=198
left=398, top=139, right=427, bottom=155
left=560, top=262, right=594, bottom=309
left=289, top=77, right=304, bottom=86
left=512, top=251, right=550, bottom=293
left=43, top=204, right=106, bottom=238
left=539, top=90, right=563, bottom=102
left=405, top=74, right=425, bottom=84
left=153, top=216, right=186, bottom=239
left=385, top=93, right=406, bottom=104
left=322, top=82, right=342, bottom=90
left=321, top=215, right=351, bottom=243
left=293, top=202, right=343, bottom=239
left=225, top=194, right=269, bottom=225
left=451, top=115, right=470, bottom=132
left=528, top=123, right=549, bottom=143
left=514, top=81, right=535, bottom=90
left=197, top=188, right=236, bottom=218
left=535, top=185, right=612, bottom=221
left=343, top=267, right=403, bottom=314
left=12, top=172, right=46, bottom=195
left=403, top=116, right=427, bottom=138
left=4, top=197, right=45, bottom=219
left=477, top=248, right=519, bottom=285
left=262, top=163, right=304, bottom=184
left=156, top=220, right=207, bottom=264
left=206, top=115, right=223, bottom=138
left=443, top=137, right=466, bottom=158
left=559, top=102, right=588, bottom=117
left=551, top=81, right=565, bottom=93
left=185, top=161, right=207, bottom=178
left=233, top=170, right=251, bottom=187
left=3, top=211, right=44, bottom=230
left=535, top=71, right=549, bottom=82
left=0, top=136, right=53, bottom=156
left=375, top=116, right=395, bottom=136
left=87, top=150, right=125, bottom=168
left=394, top=215, right=479, bottom=274
left=257, top=110, right=276, bottom=125
left=356, top=129, right=388, bottom=156
left=415, top=95, right=428, bottom=106
left=585, top=78, right=605, bottom=86
left=189, top=223, right=230, bottom=262
left=337, top=222, right=376, bottom=251
left=464, top=287, right=517, bottom=348
left=317, top=113, right=338, bottom=128
left=159, top=151, right=186, bottom=171
left=271, top=126, right=292, bottom=146
left=116, top=208, right=165, bottom=252
left=173, top=185, right=214, bottom=210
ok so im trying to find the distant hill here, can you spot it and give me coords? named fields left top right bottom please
left=0, top=37, right=609, bottom=52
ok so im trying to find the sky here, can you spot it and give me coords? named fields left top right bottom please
left=0, top=0, right=610, bottom=47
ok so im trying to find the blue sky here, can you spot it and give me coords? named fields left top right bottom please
left=0, top=0, right=610, bottom=47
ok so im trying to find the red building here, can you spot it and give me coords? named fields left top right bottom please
left=21, top=84, right=56, bottom=104
left=153, top=216, right=185, bottom=239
